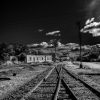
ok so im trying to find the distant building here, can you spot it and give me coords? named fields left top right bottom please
left=26, top=55, right=52, bottom=63
left=10, top=56, right=18, bottom=64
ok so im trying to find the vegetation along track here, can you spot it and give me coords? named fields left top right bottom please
left=62, top=65, right=100, bottom=100
left=1, top=63, right=100, bottom=100
left=1, top=66, right=53, bottom=100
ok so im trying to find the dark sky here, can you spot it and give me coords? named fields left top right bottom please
left=1, top=0, right=100, bottom=45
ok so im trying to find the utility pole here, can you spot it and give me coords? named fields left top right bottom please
left=77, top=21, right=83, bottom=68
left=54, top=39, right=57, bottom=62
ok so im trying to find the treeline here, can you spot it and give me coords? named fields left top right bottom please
left=0, top=43, right=54, bottom=63
left=0, top=43, right=28, bottom=62
left=76, top=46, right=100, bottom=62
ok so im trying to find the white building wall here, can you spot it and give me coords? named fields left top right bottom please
left=41, top=56, right=45, bottom=62
left=45, top=55, right=52, bottom=62
left=26, top=55, right=52, bottom=63
left=37, top=56, right=45, bottom=62
left=27, top=55, right=33, bottom=63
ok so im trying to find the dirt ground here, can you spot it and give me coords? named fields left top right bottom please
left=0, top=64, right=50, bottom=96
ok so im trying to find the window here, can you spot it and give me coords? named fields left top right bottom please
left=30, top=57, right=32, bottom=61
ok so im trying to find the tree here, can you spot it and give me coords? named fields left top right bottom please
left=18, top=53, right=26, bottom=62
left=0, top=43, right=8, bottom=61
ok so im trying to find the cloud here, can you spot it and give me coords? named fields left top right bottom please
left=38, top=29, right=44, bottom=32
left=46, top=30, right=61, bottom=36
left=81, top=17, right=100, bottom=37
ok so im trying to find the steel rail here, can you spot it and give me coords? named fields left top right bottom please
left=52, top=64, right=63, bottom=100
left=52, top=75, right=61, bottom=100
left=21, top=66, right=55, bottom=100
left=62, top=79, right=78, bottom=100
left=23, top=66, right=59, bottom=100
left=0, top=67, right=53, bottom=100
left=63, top=66, right=100, bottom=99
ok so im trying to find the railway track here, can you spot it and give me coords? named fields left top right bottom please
left=62, top=65, right=100, bottom=100
left=22, top=66, right=59, bottom=100
left=0, top=67, right=53, bottom=100
left=1, top=63, right=100, bottom=100
left=22, top=64, right=78, bottom=100
left=57, top=79, right=78, bottom=100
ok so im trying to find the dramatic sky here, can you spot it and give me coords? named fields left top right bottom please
left=1, top=0, right=100, bottom=45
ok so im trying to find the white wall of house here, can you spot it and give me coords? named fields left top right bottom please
left=45, top=55, right=52, bottom=62
left=26, top=55, right=52, bottom=63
